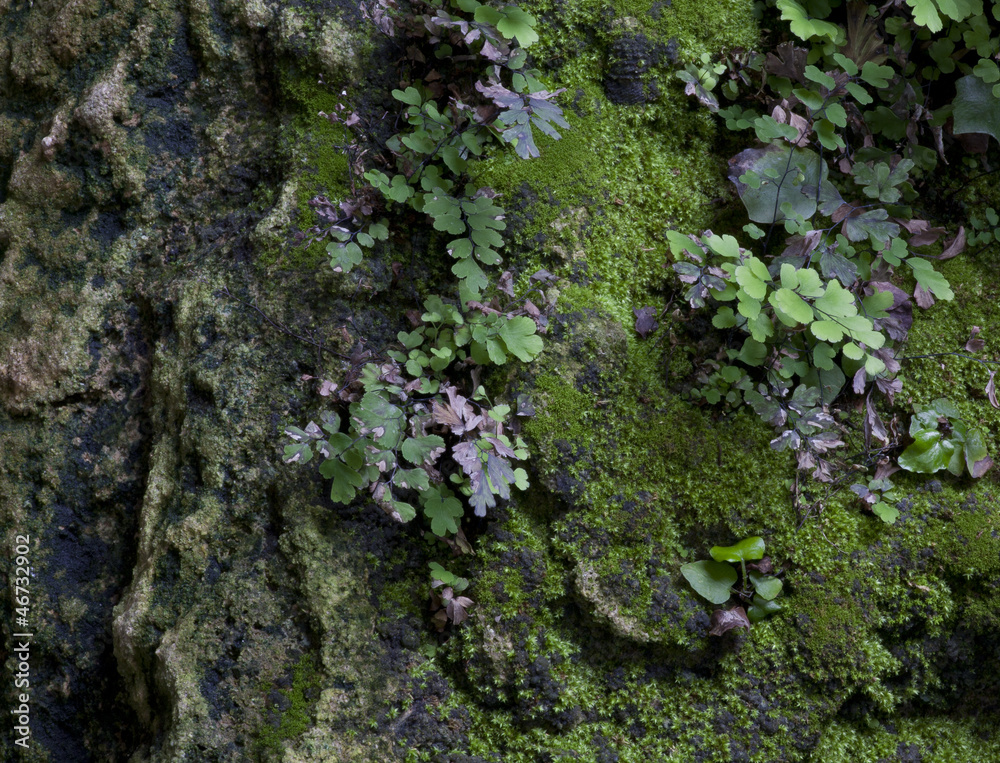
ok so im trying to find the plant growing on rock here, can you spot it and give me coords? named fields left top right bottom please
left=287, top=0, right=567, bottom=629
left=428, top=561, right=473, bottom=630
left=316, top=0, right=567, bottom=303
left=680, top=536, right=784, bottom=635
left=898, top=397, right=993, bottom=478
left=668, top=0, right=995, bottom=492
left=285, top=293, right=543, bottom=537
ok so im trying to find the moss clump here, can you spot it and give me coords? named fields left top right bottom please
left=254, top=653, right=324, bottom=755
left=256, top=66, right=352, bottom=269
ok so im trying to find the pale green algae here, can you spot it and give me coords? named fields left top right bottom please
left=0, top=1, right=407, bottom=760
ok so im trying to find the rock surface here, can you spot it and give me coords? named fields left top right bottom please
left=0, top=0, right=998, bottom=761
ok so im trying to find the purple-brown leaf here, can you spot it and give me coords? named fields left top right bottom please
left=747, top=557, right=774, bottom=574
left=914, top=283, right=935, bottom=309
left=939, top=226, right=966, bottom=260
left=709, top=606, right=751, bottom=637
left=865, top=399, right=889, bottom=447
left=875, top=375, right=902, bottom=405
left=898, top=219, right=946, bottom=247
left=987, top=370, right=999, bottom=409
left=971, top=456, right=994, bottom=478
left=764, top=42, right=808, bottom=83
left=867, top=281, right=912, bottom=342
left=853, top=366, right=867, bottom=395
left=965, top=326, right=984, bottom=353
left=633, top=306, right=659, bottom=339
left=874, top=458, right=901, bottom=482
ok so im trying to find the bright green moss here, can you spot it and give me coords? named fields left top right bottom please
left=470, top=0, right=759, bottom=315
left=374, top=0, right=1000, bottom=760
left=473, top=90, right=726, bottom=312
left=255, top=653, right=324, bottom=754
left=813, top=717, right=1000, bottom=762
left=259, top=67, right=353, bottom=268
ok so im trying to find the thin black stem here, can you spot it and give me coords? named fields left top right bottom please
left=218, top=286, right=351, bottom=360
left=900, top=352, right=1000, bottom=366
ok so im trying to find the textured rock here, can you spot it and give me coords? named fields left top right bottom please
left=1, top=0, right=999, bottom=761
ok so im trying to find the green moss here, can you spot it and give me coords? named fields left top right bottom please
left=813, top=718, right=1000, bottom=762
left=258, top=66, right=353, bottom=269
left=465, top=0, right=757, bottom=315
left=254, top=653, right=324, bottom=755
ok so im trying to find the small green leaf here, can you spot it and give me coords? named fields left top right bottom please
left=813, top=341, right=837, bottom=370
left=354, top=392, right=405, bottom=448
left=392, top=87, right=423, bottom=106
left=480, top=4, right=539, bottom=46
left=401, top=435, right=446, bottom=466
left=974, top=58, right=1000, bottom=84
left=963, top=427, right=993, bottom=477
left=681, top=560, right=738, bottom=604
left=398, top=330, right=424, bottom=349
left=770, top=288, right=815, bottom=326
left=429, top=561, right=457, bottom=585
left=907, top=258, right=954, bottom=300
left=747, top=593, right=782, bottom=623
left=825, top=102, right=848, bottom=128
left=712, top=307, right=738, bottom=329
left=497, top=316, right=544, bottom=362
left=748, top=571, right=783, bottom=600
left=860, top=61, right=894, bottom=88
left=804, top=65, right=836, bottom=90
left=899, top=430, right=956, bottom=473
left=321, top=458, right=365, bottom=504
left=738, top=338, right=768, bottom=366
left=710, top=536, right=765, bottom=563
left=813, top=279, right=858, bottom=319
left=845, top=82, right=873, bottom=105
left=842, top=342, right=864, bottom=360
left=777, top=0, right=843, bottom=42
left=423, top=489, right=464, bottom=536
left=833, top=53, right=858, bottom=76
left=730, top=145, right=828, bottom=224
left=873, top=501, right=900, bottom=524
left=390, top=500, right=417, bottom=522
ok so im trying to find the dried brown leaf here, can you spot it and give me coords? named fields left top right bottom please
left=873, top=347, right=901, bottom=376
left=939, top=226, right=966, bottom=260
left=867, top=281, right=912, bottom=342
left=875, top=375, right=902, bottom=405
left=709, top=606, right=751, bottom=637
left=987, top=370, right=998, bottom=409
left=633, top=306, right=659, bottom=339
left=898, top=219, right=946, bottom=247
left=764, top=42, right=808, bottom=83
left=831, top=203, right=860, bottom=224
left=447, top=595, right=474, bottom=625
left=874, top=458, right=901, bottom=482
left=497, top=270, right=515, bottom=297
left=956, top=132, right=990, bottom=154
left=865, top=399, right=889, bottom=447
left=853, top=366, right=868, bottom=395
left=782, top=229, right=822, bottom=260
left=970, top=455, right=994, bottom=479
left=965, top=326, right=984, bottom=353
left=914, top=283, right=935, bottom=309
left=812, top=458, right=836, bottom=483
